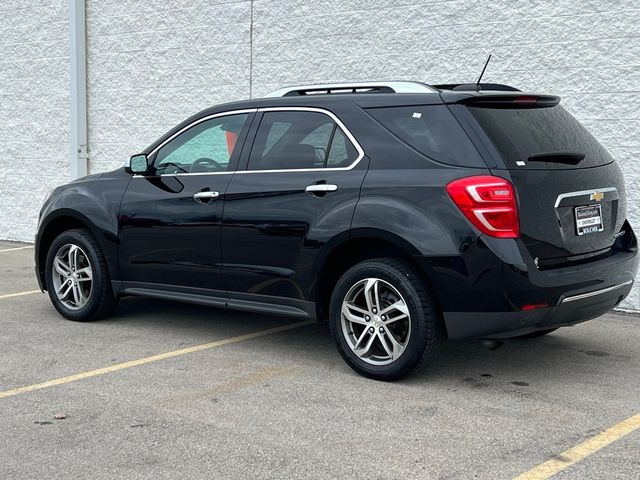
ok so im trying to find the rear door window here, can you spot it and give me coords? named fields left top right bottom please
left=467, top=105, right=614, bottom=169
left=367, top=105, right=485, bottom=167
left=248, top=111, right=359, bottom=170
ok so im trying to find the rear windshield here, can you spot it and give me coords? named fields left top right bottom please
left=467, top=105, right=613, bottom=169
left=367, top=105, right=485, bottom=167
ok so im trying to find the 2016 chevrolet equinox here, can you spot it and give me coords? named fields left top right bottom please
left=35, top=81, right=638, bottom=380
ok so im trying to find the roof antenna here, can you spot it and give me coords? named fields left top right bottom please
left=475, top=54, right=492, bottom=90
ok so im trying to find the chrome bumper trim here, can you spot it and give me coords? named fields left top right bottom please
left=561, top=280, right=633, bottom=303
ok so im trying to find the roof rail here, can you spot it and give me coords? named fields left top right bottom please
left=264, top=81, right=439, bottom=97
left=432, top=83, right=521, bottom=92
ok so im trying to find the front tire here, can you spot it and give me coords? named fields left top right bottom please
left=44, top=228, right=117, bottom=321
left=329, top=258, right=444, bottom=381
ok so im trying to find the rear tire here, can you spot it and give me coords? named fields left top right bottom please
left=44, top=228, right=117, bottom=321
left=329, top=258, right=444, bottom=381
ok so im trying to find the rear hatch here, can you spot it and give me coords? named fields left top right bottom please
left=458, top=95, right=627, bottom=266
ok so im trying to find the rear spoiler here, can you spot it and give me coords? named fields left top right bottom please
left=433, top=83, right=521, bottom=92
left=457, top=94, right=561, bottom=108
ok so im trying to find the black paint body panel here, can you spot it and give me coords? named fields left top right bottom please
left=118, top=173, right=232, bottom=291
left=35, top=168, right=131, bottom=290
left=222, top=165, right=368, bottom=301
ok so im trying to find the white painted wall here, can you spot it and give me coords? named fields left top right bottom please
left=84, top=0, right=252, bottom=174
left=0, top=0, right=638, bottom=309
left=0, top=1, right=70, bottom=242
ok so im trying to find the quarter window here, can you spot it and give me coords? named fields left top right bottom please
left=326, top=129, right=357, bottom=167
left=367, top=105, right=483, bottom=167
left=247, top=111, right=358, bottom=170
left=154, top=113, right=249, bottom=174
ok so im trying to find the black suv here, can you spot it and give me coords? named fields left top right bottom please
left=36, top=81, right=638, bottom=380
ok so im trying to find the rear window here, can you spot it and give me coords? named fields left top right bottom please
left=468, top=105, right=613, bottom=169
left=367, top=105, right=484, bottom=167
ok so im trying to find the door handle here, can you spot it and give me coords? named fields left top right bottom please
left=193, top=191, right=220, bottom=202
left=305, top=184, right=338, bottom=194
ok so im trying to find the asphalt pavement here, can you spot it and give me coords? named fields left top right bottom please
left=0, top=240, right=638, bottom=479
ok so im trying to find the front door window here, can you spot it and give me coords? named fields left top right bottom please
left=154, top=114, right=249, bottom=175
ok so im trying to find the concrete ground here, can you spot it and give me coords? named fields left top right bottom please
left=0, top=240, right=638, bottom=479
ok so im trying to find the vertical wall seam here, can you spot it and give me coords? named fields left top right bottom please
left=249, top=0, right=254, bottom=99
left=69, top=0, right=88, bottom=179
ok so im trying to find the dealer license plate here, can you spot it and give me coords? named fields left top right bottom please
left=575, top=204, right=604, bottom=236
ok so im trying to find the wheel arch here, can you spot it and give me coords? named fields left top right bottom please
left=36, top=210, right=116, bottom=291
left=313, top=228, right=442, bottom=322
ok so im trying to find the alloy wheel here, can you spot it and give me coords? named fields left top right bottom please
left=51, top=243, right=93, bottom=310
left=340, top=277, right=411, bottom=366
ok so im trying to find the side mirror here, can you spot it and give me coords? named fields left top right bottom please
left=125, top=154, right=149, bottom=175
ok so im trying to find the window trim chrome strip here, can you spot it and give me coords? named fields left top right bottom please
left=560, top=280, right=633, bottom=303
left=134, top=170, right=235, bottom=178
left=133, top=108, right=257, bottom=178
left=149, top=108, right=258, bottom=158
left=133, top=106, right=365, bottom=178
left=554, top=187, right=618, bottom=208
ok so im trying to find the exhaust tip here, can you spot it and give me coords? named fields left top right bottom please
left=480, top=339, right=504, bottom=350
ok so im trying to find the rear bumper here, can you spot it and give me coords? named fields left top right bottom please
left=415, top=224, right=638, bottom=339
left=443, top=280, right=633, bottom=339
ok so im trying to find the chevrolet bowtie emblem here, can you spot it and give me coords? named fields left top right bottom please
left=590, top=191, right=604, bottom=202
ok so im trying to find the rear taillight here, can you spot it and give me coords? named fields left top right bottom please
left=446, top=175, right=520, bottom=239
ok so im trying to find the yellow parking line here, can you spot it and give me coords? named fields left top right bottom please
left=514, top=412, right=640, bottom=479
left=0, top=320, right=314, bottom=399
left=0, top=245, right=34, bottom=252
left=0, top=290, right=42, bottom=300
left=152, top=366, right=299, bottom=409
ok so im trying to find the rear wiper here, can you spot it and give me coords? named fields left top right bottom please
left=527, top=152, right=585, bottom=165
